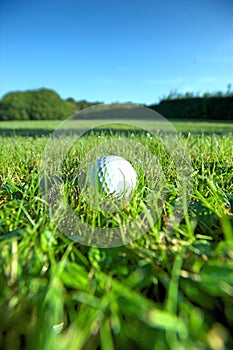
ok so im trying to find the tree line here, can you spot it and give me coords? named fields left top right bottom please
left=0, top=87, right=232, bottom=120
left=150, top=96, right=233, bottom=120
left=0, top=88, right=101, bottom=121
left=150, top=86, right=233, bottom=120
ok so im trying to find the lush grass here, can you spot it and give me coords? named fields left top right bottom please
left=0, top=122, right=233, bottom=350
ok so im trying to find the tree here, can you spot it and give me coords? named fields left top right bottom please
left=0, top=88, right=77, bottom=120
left=226, top=83, right=232, bottom=96
left=0, top=91, right=29, bottom=120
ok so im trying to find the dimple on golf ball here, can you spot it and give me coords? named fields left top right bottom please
left=87, top=155, right=137, bottom=199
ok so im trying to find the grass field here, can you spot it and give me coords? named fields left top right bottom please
left=0, top=119, right=233, bottom=350
left=1, top=119, right=233, bottom=136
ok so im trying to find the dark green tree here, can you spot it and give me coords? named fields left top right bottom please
left=0, top=91, right=29, bottom=120
left=0, top=88, right=77, bottom=120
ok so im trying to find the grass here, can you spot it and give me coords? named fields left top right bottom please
left=1, top=119, right=233, bottom=136
left=0, top=120, right=233, bottom=350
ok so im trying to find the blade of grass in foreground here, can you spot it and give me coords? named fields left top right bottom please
left=164, top=249, right=186, bottom=349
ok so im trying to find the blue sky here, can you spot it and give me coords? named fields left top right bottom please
left=1, top=0, right=233, bottom=104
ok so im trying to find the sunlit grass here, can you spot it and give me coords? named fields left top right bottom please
left=0, top=125, right=233, bottom=350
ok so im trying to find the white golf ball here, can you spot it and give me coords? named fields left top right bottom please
left=88, top=155, right=137, bottom=199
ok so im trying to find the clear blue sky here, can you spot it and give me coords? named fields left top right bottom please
left=1, top=0, right=233, bottom=104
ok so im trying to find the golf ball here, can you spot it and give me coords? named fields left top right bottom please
left=88, top=155, right=137, bottom=199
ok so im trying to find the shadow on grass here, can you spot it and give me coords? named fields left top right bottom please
left=0, top=128, right=54, bottom=137
left=0, top=127, right=230, bottom=138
